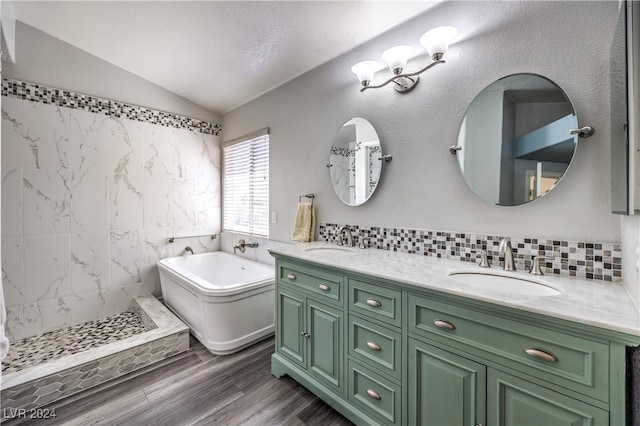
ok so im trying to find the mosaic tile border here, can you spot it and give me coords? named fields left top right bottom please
left=1, top=78, right=221, bottom=135
left=319, top=223, right=623, bottom=283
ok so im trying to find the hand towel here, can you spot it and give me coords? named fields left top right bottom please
left=292, top=202, right=315, bottom=242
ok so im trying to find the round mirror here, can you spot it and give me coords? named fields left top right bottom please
left=329, top=117, right=383, bottom=206
left=456, top=73, right=578, bottom=206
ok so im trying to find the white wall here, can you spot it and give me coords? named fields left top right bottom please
left=3, top=22, right=218, bottom=123
left=223, top=1, right=621, bottom=244
left=622, top=217, right=640, bottom=309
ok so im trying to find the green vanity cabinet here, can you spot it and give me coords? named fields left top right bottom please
left=277, top=289, right=306, bottom=365
left=348, top=316, right=402, bottom=381
left=408, top=338, right=487, bottom=426
left=408, top=292, right=615, bottom=426
left=348, top=358, right=402, bottom=425
left=347, top=278, right=404, bottom=425
left=270, top=256, right=637, bottom=426
left=276, top=288, right=343, bottom=389
left=408, top=294, right=611, bottom=403
left=275, top=261, right=344, bottom=393
left=487, top=369, right=609, bottom=426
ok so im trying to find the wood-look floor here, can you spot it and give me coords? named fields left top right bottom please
left=6, top=335, right=353, bottom=426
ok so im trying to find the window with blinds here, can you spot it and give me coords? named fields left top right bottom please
left=223, top=129, right=269, bottom=237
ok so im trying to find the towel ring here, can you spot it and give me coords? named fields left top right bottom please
left=299, top=194, right=315, bottom=206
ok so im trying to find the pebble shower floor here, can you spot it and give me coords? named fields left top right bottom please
left=2, top=312, right=149, bottom=374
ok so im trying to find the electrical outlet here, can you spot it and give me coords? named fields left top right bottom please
left=271, top=211, right=278, bottom=224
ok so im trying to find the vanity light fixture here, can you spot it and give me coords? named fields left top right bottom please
left=351, top=26, right=457, bottom=93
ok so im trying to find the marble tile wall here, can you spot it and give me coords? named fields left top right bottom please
left=1, top=89, right=222, bottom=340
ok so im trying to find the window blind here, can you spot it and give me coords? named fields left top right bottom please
left=223, top=130, right=269, bottom=237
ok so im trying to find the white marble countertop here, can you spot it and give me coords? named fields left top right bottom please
left=269, top=242, right=640, bottom=337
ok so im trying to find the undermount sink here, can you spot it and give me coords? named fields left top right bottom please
left=448, top=269, right=562, bottom=297
left=304, top=246, right=357, bottom=257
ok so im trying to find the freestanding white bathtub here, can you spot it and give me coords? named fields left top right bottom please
left=157, top=251, right=275, bottom=355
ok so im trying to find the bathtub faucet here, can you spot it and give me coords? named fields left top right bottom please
left=185, top=246, right=194, bottom=255
left=233, top=239, right=259, bottom=254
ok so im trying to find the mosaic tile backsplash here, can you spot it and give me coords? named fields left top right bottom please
left=319, top=223, right=622, bottom=282
left=2, top=78, right=221, bottom=135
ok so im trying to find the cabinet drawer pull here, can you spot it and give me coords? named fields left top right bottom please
left=287, top=274, right=296, bottom=280
left=366, top=389, right=382, bottom=400
left=524, top=347, right=558, bottom=363
left=319, top=284, right=331, bottom=291
left=366, top=298, right=382, bottom=307
left=433, top=319, right=456, bottom=330
left=366, top=341, right=382, bottom=351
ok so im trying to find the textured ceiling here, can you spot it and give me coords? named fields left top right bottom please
left=10, top=1, right=442, bottom=114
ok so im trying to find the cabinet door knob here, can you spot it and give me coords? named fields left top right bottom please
left=366, top=341, right=382, bottom=351
left=366, top=389, right=382, bottom=400
left=319, top=284, right=330, bottom=291
left=433, top=319, right=456, bottom=330
left=287, top=274, right=296, bottom=280
left=524, top=347, right=558, bottom=363
left=366, top=298, right=382, bottom=307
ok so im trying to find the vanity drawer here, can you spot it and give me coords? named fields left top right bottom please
left=278, top=261, right=342, bottom=302
left=349, top=315, right=402, bottom=380
left=348, top=360, right=401, bottom=426
left=349, top=279, right=401, bottom=327
left=408, top=295, right=609, bottom=402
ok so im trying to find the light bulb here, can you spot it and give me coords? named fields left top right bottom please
left=381, top=45, right=413, bottom=74
left=420, top=26, right=457, bottom=61
left=351, top=61, right=380, bottom=87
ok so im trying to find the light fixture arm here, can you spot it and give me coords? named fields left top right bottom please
left=361, top=59, right=445, bottom=92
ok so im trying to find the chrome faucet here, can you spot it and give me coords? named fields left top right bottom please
left=530, top=255, right=554, bottom=275
left=359, top=237, right=371, bottom=249
left=184, top=246, right=194, bottom=255
left=337, top=226, right=354, bottom=247
left=471, top=249, right=490, bottom=268
left=233, top=239, right=259, bottom=254
left=498, top=237, right=516, bottom=271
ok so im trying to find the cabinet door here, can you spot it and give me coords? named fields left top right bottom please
left=409, top=338, right=486, bottom=426
left=307, top=299, right=342, bottom=389
left=277, top=290, right=305, bottom=366
left=488, top=369, right=609, bottom=426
